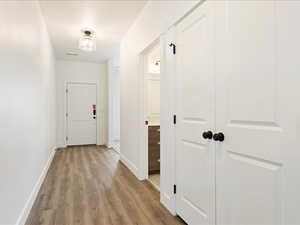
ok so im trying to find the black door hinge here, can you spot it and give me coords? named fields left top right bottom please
left=173, top=115, right=176, bottom=124
left=169, top=43, right=176, bottom=55
left=145, top=120, right=149, bottom=125
left=174, top=185, right=177, bottom=194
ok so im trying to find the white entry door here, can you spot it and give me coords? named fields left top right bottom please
left=67, top=83, right=97, bottom=145
left=175, top=2, right=215, bottom=225
left=215, top=1, right=299, bottom=224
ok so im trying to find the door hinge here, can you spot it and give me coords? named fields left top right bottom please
left=145, top=120, right=149, bottom=125
left=169, top=43, right=176, bottom=55
left=66, top=113, right=68, bottom=117
left=173, top=115, right=176, bottom=124
left=66, top=89, right=68, bottom=93
left=66, top=136, right=68, bottom=141
left=173, top=185, right=177, bottom=194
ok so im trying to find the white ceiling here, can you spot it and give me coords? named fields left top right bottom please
left=39, top=1, right=147, bottom=63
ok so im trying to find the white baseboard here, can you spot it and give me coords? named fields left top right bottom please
left=56, top=144, right=66, bottom=149
left=112, top=146, right=120, bottom=154
left=107, top=141, right=113, bottom=148
left=110, top=147, right=119, bottom=154
left=111, top=142, right=120, bottom=154
left=15, top=147, right=56, bottom=225
left=161, top=192, right=176, bottom=216
left=120, top=154, right=139, bottom=178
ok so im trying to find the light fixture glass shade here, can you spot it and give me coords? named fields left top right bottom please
left=78, top=36, right=96, bottom=52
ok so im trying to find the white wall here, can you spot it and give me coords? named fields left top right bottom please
left=108, top=57, right=120, bottom=152
left=0, top=1, right=56, bottom=225
left=147, top=44, right=161, bottom=74
left=56, top=60, right=108, bottom=147
left=120, top=0, right=198, bottom=177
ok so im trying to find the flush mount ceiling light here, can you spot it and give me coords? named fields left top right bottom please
left=78, top=29, right=96, bottom=52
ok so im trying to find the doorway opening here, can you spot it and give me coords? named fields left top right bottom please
left=143, top=41, right=161, bottom=190
left=137, top=30, right=177, bottom=213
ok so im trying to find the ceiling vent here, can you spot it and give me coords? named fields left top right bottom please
left=66, top=52, right=78, bottom=56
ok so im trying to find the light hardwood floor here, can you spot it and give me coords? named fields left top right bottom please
left=148, top=174, right=160, bottom=191
left=25, top=145, right=185, bottom=225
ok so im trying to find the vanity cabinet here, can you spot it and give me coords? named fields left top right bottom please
left=148, top=125, right=160, bottom=174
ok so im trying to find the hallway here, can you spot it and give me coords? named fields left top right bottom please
left=2, top=1, right=300, bottom=225
left=25, top=146, right=184, bottom=225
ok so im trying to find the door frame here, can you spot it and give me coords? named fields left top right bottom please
left=160, top=28, right=177, bottom=215
left=108, top=65, right=120, bottom=153
left=138, top=39, right=160, bottom=181
left=64, top=81, right=101, bottom=146
left=137, top=1, right=206, bottom=216
left=137, top=31, right=177, bottom=215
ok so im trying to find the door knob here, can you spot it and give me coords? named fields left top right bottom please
left=202, top=131, right=213, bottom=140
left=213, top=132, right=225, bottom=142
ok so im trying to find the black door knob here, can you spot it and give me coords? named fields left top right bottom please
left=213, top=132, right=225, bottom=142
left=202, top=131, right=213, bottom=140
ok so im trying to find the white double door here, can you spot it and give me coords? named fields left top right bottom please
left=175, top=1, right=299, bottom=225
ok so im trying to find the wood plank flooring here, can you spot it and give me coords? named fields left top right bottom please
left=25, top=145, right=185, bottom=225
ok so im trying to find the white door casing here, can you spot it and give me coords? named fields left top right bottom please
left=175, top=2, right=215, bottom=225
left=108, top=66, right=120, bottom=152
left=67, top=83, right=97, bottom=145
left=160, top=29, right=177, bottom=215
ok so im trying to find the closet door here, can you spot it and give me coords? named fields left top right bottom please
left=175, top=2, right=215, bottom=225
left=215, top=1, right=299, bottom=224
